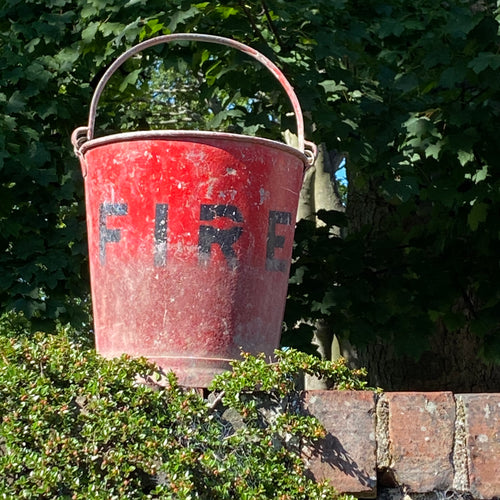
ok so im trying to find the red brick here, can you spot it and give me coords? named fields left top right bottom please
left=302, top=390, right=377, bottom=497
left=459, top=394, right=500, bottom=499
left=383, top=392, right=455, bottom=492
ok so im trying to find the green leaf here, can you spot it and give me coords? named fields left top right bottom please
left=439, top=66, right=465, bottom=88
left=54, top=46, right=80, bottom=72
left=457, top=150, right=474, bottom=167
left=315, top=290, right=336, bottom=314
left=468, top=52, right=500, bottom=73
left=167, top=6, right=200, bottom=31
left=424, top=142, right=443, bottom=160
left=6, top=91, right=26, bottom=113
left=140, top=18, right=164, bottom=41
left=81, top=22, right=99, bottom=44
left=404, top=116, right=431, bottom=136
left=468, top=201, right=488, bottom=231
left=378, top=18, right=405, bottom=38
left=472, top=165, right=488, bottom=183
left=208, top=108, right=244, bottom=128
left=118, top=68, right=142, bottom=92
left=444, top=7, right=479, bottom=38
left=319, top=80, right=347, bottom=93
left=215, top=5, right=239, bottom=19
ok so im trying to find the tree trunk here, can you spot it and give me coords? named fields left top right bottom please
left=348, top=325, right=500, bottom=392
left=344, top=166, right=500, bottom=391
left=295, top=144, right=345, bottom=389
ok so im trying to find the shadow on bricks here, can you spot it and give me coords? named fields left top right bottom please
left=310, top=431, right=375, bottom=487
left=301, top=391, right=377, bottom=496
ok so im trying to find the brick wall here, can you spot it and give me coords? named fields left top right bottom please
left=302, top=391, right=500, bottom=500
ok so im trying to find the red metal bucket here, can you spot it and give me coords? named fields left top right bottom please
left=72, top=34, right=316, bottom=387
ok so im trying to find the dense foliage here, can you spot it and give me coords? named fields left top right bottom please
left=282, top=0, right=500, bottom=364
left=0, top=317, right=368, bottom=499
left=1, top=0, right=500, bottom=365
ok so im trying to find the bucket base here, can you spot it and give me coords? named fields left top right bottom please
left=105, top=353, right=235, bottom=388
left=152, top=356, right=235, bottom=387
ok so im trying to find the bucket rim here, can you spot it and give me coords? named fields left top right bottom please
left=77, top=129, right=310, bottom=167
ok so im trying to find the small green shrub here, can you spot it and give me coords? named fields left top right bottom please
left=0, top=325, right=368, bottom=499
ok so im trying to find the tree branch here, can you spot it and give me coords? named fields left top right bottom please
left=261, top=0, right=284, bottom=49
left=238, top=0, right=268, bottom=45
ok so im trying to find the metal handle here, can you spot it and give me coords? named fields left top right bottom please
left=72, top=33, right=316, bottom=164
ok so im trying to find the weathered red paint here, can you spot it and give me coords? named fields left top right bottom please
left=79, top=133, right=305, bottom=386
left=72, top=34, right=315, bottom=387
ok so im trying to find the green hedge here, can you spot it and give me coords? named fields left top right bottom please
left=0, top=318, right=370, bottom=499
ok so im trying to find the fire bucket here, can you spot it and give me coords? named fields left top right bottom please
left=72, top=34, right=316, bottom=387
